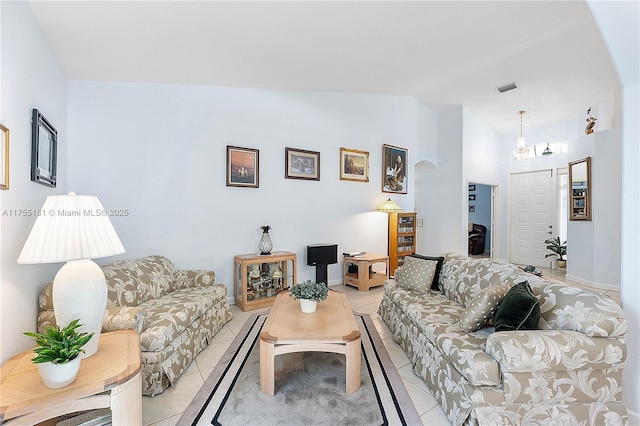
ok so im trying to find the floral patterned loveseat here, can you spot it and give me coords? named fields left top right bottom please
left=378, top=253, right=628, bottom=425
left=37, top=255, right=233, bottom=396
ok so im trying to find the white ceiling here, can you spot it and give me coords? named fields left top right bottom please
left=27, top=1, right=620, bottom=135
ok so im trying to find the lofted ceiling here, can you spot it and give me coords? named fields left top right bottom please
left=27, top=1, right=620, bottom=135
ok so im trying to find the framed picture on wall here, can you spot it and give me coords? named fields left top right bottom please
left=468, top=184, right=476, bottom=192
left=0, top=124, right=9, bottom=190
left=340, top=147, right=369, bottom=182
left=469, top=194, right=476, bottom=201
left=226, top=145, right=259, bottom=188
left=469, top=205, right=476, bottom=213
left=285, top=147, right=320, bottom=181
left=382, top=144, right=408, bottom=194
left=31, top=109, right=58, bottom=188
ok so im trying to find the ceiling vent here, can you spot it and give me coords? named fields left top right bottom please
left=496, top=82, right=518, bottom=94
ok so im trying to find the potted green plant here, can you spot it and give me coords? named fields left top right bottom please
left=544, top=236, right=567, bottom=268
left=24, top=319, right=94, bottom=389
left=289, top=280, right=329, bottom=313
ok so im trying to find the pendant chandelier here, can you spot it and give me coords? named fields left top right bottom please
left=512, top=110, right=530, bottom=161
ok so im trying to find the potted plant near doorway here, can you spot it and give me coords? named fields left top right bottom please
left=544, top=236, right=567, bottom=268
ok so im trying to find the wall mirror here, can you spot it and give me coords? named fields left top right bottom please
left=569, top=156, right=591, bottom=221
left=31, top=109, right=57, bottom=188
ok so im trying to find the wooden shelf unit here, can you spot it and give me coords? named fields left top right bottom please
left=234, top=251, right=297, bottom=311
left=388, top=212, right=416, bottom=276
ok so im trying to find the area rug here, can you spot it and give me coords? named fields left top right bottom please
left=178, top=312, right=421, bottom=426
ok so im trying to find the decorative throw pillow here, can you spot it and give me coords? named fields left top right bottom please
left=459, top=283, right=512, bottom=332
left=494, top=281, right=540, bottom=332
left=395, top=256, right=438, bottom=293
left=410, top=254, right=445, bottom=290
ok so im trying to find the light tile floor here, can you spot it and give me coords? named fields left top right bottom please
left=143, top=268, right=621, bottom=426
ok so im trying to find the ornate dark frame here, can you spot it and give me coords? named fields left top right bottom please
left=31, top=109, right=58, bottom=188
left=285, top=147, right=320, bottom=181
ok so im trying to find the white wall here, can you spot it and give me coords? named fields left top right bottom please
left=0, top=1, right=68, bottom=364
left=462, top=107, right=502, bottom=255
left=565, top=130, right=622, bottom=290
left=588, top=0, right=640, bottom=418
left=415, top=106, right=464, bottom=256
left=67, top=81, right=433, bottom=300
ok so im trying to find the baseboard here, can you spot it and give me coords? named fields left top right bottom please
left=565, top=274, right=620, bottom=292
left=627, top=409, right=640, bottom=426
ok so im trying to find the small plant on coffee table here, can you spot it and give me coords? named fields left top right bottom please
left=289, top=280, right=329, bottom=302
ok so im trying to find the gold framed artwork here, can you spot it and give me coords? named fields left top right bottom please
left=226, top=145, right=259, bottom=188
left=382, top=144, right=407, bottom=194
left=0, top=124, right=9, bottom=190
left=339, top=148, right=369, bottom=182
left=285, top=147, right=320, bottom=181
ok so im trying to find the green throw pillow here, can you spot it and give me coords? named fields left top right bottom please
left=494, top=281, right=540, bottom=332
left=396, top=256, right=438, bottom=293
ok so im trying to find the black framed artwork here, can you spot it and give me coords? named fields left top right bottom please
left=31, top=109, right=57, bottom=188
left=382, top=144, right=408, bottom=194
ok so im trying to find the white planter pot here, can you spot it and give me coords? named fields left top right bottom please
left=299, top=299, right=318, bottom=313
left=37, top=357, right=81, bottom=389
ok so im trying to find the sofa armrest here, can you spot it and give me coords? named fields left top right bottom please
left=38, top=281, right=54, bottom=311
left=173, top=269, right=216, bottom=290
left=37, top=309, right=57, bottom=334
left=102, top=306, right=149, bottom=334
left=486, top=329, right=626, bottom=372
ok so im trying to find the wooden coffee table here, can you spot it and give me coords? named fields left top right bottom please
left=0, top=330, right=141, bottom=425
left=259, top=291, right=361, bottom=395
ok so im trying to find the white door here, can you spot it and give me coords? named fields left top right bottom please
left=510, top=170, right=555, bottom=268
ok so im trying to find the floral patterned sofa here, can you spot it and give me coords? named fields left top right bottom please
left=378, top=253, right=628, bottom=425
left=37, top=255, right=233, bottom=396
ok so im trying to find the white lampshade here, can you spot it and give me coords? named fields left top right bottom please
left=18, top=193, right=125, bottom=358
left=18, top=193, right=125, bottom=263
left=376, top=198, right=402, bottom=213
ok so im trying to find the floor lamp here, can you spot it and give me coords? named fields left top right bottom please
left=376, top=198, right=402, bottom=274
left=18, top=193, right=125, bottom=357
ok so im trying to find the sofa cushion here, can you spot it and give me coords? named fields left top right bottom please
left=396, top=256, right=438, bottom=293
left=459, top=283, right=511, bottom=332
left=411, top=254, right=445, bottom=290
left=103, top=255, right=176, bottom=306
left=102, top=306, right=150, bottom=334
left=138, top=284, right=227, bottom=352
left=383, top=281, right=501, bottom=386
left=439, top=254, right=520, bottom=308
left=428, top=323, right=502, bottom=386
left=494, top=281, right=540, bottom=332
